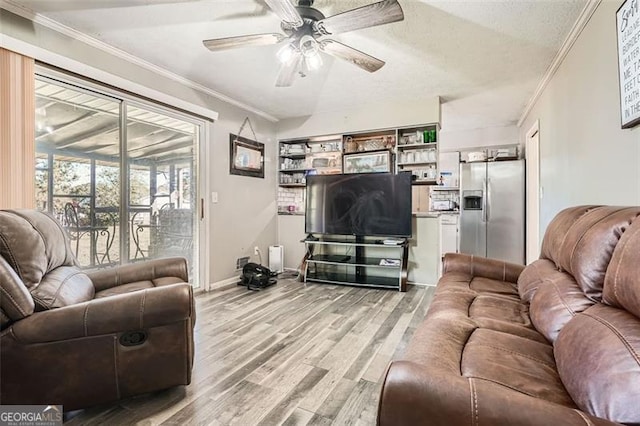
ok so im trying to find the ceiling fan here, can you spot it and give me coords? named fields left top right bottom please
left=202, top=0, right=404, bottom=87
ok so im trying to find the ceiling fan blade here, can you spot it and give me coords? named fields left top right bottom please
left=265, top=0, right=303, bottom=28
left=315, top=0, right=404, bottom=36
left=320, top=40, right=385, bottom=73
left=203, top=33, right=286, bottom=51
left=276, top=54, right=303, bottom=87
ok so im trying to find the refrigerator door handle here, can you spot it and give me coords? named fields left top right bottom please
left=482, top=178, right=487, bottom=223
left=486, top=178, right=491, bottom=222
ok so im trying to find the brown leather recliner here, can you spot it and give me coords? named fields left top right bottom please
left=379, top=206, right=640, bottom=425
left=0, top=209, right=196, bottom=411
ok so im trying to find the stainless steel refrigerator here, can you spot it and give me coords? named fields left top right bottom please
left=459, top=159, right=525, bottom=264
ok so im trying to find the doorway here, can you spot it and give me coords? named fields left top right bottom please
left=526, top=120, right=540, bottom=264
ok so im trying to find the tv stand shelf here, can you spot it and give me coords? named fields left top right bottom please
left=302, top=236, right=409, bottom=292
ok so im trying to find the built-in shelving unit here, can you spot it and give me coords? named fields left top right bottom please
left=277, top=123, right=439, bottom=215
left=302, top=236, right=409, bottom=291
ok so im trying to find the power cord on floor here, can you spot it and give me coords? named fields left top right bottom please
left=255, top=248, right=262, bottom=266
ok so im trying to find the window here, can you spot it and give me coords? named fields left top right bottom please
left=34, top=73, right=204, bottom=287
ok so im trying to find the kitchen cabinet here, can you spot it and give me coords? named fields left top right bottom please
left=439, top=214, right=459, bottom=277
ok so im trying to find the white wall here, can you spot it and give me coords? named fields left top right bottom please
left=439, top=125, right=519, bottom=152
left=0, top=10, right=279, bottom=284
left=520, top=0, right=640, bottom=240
left=277, top=97, right=441, bottom=139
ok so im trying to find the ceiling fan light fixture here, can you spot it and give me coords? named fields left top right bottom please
left=304, top=51, right=323, bottom=70
left=298, top=34, right=323, bottom=70
left=277, top=43, right=297, bottom=64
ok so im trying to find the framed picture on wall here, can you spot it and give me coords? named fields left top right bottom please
left=229, top=134, right=264, bottom=178
left=343, top=151, right=391, bottom=174
left=617, top=0, right=640, bottom=128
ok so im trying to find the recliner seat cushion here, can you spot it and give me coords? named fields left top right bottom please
left=94, top=277, right=185, bottom=299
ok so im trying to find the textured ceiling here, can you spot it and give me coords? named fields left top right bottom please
left=12, top=0, right=587, bottom=129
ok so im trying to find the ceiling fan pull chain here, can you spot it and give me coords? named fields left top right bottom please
left=236, top=117, right=259, bottom=142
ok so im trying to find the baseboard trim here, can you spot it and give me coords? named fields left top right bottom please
left=407, top=281, right=437, bottom=287
left=209, top=276, right=240, bottom=291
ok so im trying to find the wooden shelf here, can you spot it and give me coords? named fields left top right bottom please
left=397, top=142, right=437, bottom=149
left=397, top=161, right=437, bottom=166
left=280, top=153, right=307, bottom=159
left=279, top=168, right=312, bottom=173
left=279, top=183, right=305, bottom=188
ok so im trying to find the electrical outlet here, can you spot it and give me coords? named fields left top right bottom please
left=254, top=246, right=260, bottom=255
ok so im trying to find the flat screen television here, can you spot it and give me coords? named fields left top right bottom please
left=305, top=172, right=412, bottom=237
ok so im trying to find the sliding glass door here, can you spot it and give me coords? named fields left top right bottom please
left=34, top=73, right=204, bottom=287
left=126, top=104, right=199, bottom=278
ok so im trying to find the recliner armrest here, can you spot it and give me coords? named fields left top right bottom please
left=86, top=257, right=189, bottom=291
left=10, top=283, right=194, bottom=344
left=442, top=253, right=524, bottom=283
left=378, top=361, right=619, bottom=426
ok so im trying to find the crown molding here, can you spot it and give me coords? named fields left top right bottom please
left=517, top=0, right=602, bottom=127
left=0, top=0, right=279, bottom=123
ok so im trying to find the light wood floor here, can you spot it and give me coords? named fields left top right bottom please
left=66, top=276, right=434, bottom=425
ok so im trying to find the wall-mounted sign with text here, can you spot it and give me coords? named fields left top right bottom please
left=618, top=0, right=640, bottom=128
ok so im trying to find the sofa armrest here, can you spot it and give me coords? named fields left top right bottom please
left=378, top=361, right=619, bottom=426
left=86, top=257, right=188, bottom=291
left=443, top=253, right=524, bottom=283
left=10, top=283, right=193, bottom=344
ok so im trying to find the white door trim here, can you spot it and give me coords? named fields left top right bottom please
left=525, top=120, right=540, bottom=264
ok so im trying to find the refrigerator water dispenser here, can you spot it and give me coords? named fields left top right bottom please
left=462, top=191, right=483, bottom=210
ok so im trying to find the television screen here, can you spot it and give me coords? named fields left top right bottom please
left=305, top=172, right=412, bottom=237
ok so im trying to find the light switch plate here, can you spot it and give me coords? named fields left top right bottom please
left=211, top=192, right=218, bottom=203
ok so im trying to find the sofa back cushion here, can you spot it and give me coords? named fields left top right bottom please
left=529, top=271, right=594, bottom=343
left=517, top=259, right=558, bottom=304
left=540, top=205, right=600, bottom=266
left=603, top=216, right=640, bottom=318
left=554, top=304, right=640, bottom=424
left=557, top=207, right=640, bottom=302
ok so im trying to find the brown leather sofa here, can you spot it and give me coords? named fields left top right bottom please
left=379, top=206, right=640, bottom=426
left=0, top=209, right=195, bottom=410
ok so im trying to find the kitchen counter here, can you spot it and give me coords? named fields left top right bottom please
left=413, top=211, right=459, bottom=217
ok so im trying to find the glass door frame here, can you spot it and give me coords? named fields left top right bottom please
left=35, top=65, right=210, bottom=290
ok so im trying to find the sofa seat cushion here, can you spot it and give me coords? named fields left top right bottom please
left=438, top=272, right=519, bottom=296
left=461, top=328, right=576, bottom=407
left=427, top=283, right=546, bottom=343
left=94, top=277, right=184, bottom=299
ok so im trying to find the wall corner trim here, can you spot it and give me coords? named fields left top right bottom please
left=517, top=0, right=602, bottom=127
left=0, top=0, right=279, bottom=123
